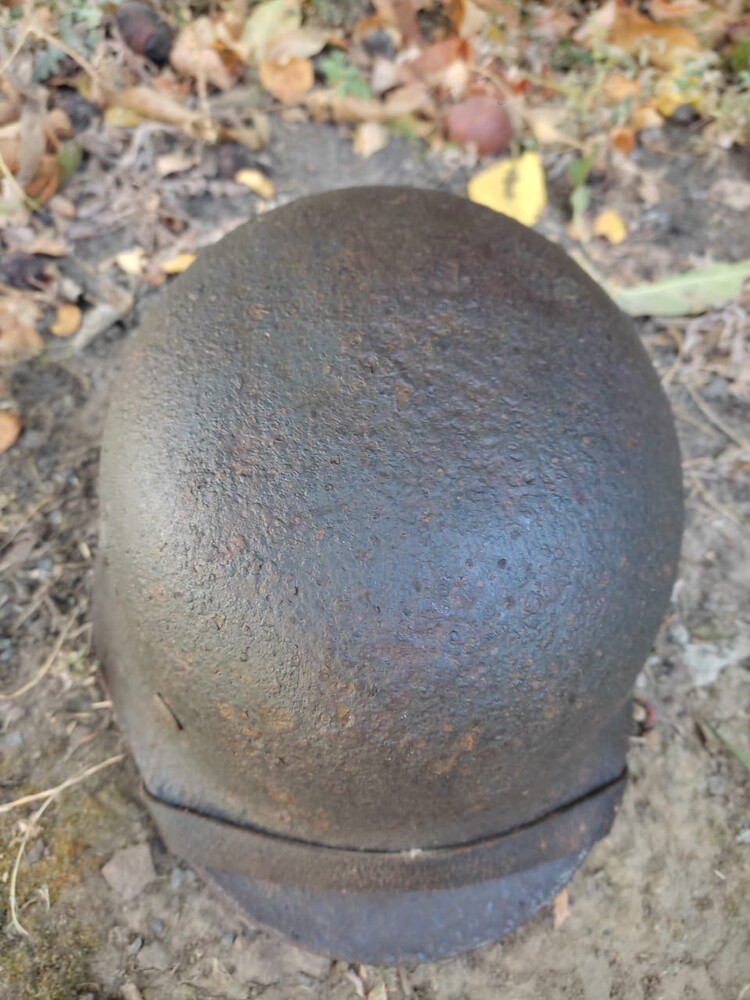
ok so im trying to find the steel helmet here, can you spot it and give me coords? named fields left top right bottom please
left=94, top=187, right=683, bottom=963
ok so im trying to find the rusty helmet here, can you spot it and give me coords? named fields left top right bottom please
left=94, top=187, right=683, bottom=963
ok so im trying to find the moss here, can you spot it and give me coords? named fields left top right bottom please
left=0, top=921, right=99, bottom=1000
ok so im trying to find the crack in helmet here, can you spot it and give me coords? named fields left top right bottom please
left=94, top=187, right=683, bottom=963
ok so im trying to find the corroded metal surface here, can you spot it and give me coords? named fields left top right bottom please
left=94, top=186, right=683, bottom=960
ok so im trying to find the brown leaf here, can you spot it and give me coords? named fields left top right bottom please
left=399, top=37, right=472, bottom=84
left=0, top=410, right=22, bottom=454
left=373, top=0, right=421, bottom=45
left=648, top=0, right=709, bottom=20
left=24, top=154, right=63, bottom=204
left=115, top=86, right=201, bottom=131
left=17, top=98, right=47, bottom=188
left=264, top=27, right=329, bottom=61
left=49, top=303, right=82, bottom=337
left=609, top=124, right=636, bottom=155
left=447, top=0, right=487, bottom=39
left=607, top=3, right=701, bottom=69
left=259, top=57, right=314, bottom=103
left=0, top=294, right=44, bottom=365
left=171, top=19, right=236, bottom=91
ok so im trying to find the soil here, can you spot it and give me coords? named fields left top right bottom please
left=1, top=119, right=749, bottom=1000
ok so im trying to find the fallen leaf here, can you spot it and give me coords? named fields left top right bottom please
left=116, top=248, right=147, bottom=275
left=468, top=151, right=547, bottom=227
left=264, top=27, right=329, bottom=61
left=654, top=72, right=703, bottom=118
left=553, top=888, right=571, bottom=929
left=49, top=303, right=82, bottom=337
left=171, top=19, right=236, bottom=91
left=448, top=0, right=487, bottom=39
left=631, top=105, right=664, bottom=131
left=353, top=121, right=389, bottom=158
left=104, top=105, right=144, bottom=129
left=373, top=0, right=420, bottom=45
left=593, top=208, right=627, bottom=244
left=235, top=168, right=276, bottom=200
left=607, top=3, right=701, bottom=69
left=115, top=87, right=201, bottom=131
left=0, top=294, right=44, bottom=364
left=239, top=0, right=302, bottom=63
left=602, top=72, right=641, bottom=102
left=161, top=252, right=197, bottom=275
left=24, top=155, right=63, bottom=204
left=259, top=57, right=314, bottom=103
left=648, top=0, right=709, bottom=20
left=0, top=410, right=22, bottom=454
left=612, top=258, right=750, bottom=317
left=609, top=125, right=636, bottom=155
left=156, top=150, right=198, bottom=177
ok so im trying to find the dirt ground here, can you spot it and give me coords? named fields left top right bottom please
left=1, top=118, right=749, bottom=1000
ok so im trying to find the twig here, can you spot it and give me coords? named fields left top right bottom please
left=6, top=753, right=125, bottom=936
left=0, top=613, right=75, bottom=702
left=0, top=752, right=126, bottom=816
left=685, top=383, right=750, bottom=453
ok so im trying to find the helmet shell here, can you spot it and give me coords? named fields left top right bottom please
left=94, top=187, right=683, bottom=957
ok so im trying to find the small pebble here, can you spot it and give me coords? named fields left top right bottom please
left=150, top=917, right=165, bottom=935
left=221, top=931, right=237, bottom=949
left=127, top=936, right=143, bottom=955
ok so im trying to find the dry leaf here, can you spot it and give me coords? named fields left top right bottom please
left=238, top=0, right=302, bottom=63
left=373, top=0, right=420, bottom=45
left=104, top=105, right=144, bottom=129
left=24, top=155, right=63, bottom=204
left=235, top=169, right=276, bottom=200
left=264, top=27, right=329, bottom=61
left=161, top=252, right=197, bottom=275
left=631, top=105, right=664, bottom=131
left=384, top=82, right=435, bottom=118
left=156, top=151, right=198, bottom=177
left=648, top=0, right=708, bottom=20
left=116, top=248, right=147, bottom=275
left=553, top=888, right=571, bottom=929
left=607, top=4, right=701, bottom=69
left=0, top=410, right=22, bottom=454
left=259, top=57, right=314, bottom=103
left=0, top=294, right=44, bottom=364
left=49, top=303, right=82, bottom=337
left=654, top=72, right=703, bottom=118
left=115, top=87, right=200, bottom=131
left=449, top=0, right=488, bottom=39
left=602, top=72, right=641, bottom=102
left=353, top=121, right=389, bottom=158
left=171, top=19, right=236, bottom=91
left=593, top=208, right=627, bottom=244
left=468, top=151, right=546, bottom=226
left=609, top=125, right=636, bottom=155
left=17, top=98, right=47, bottom=188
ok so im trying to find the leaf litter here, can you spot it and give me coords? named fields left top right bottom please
left=0, top=0, right=749, bottom=444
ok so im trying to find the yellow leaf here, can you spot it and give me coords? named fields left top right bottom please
left=0, top=410, right=22, bottom=454
left=353, top=121, right=389, bottom=159
left=467, top=152, right=546, bottom=227
left=161, top=252, right=197, bottom=275
left=655, top=73, right=703, bottom=118
left=105, top=105, right=144, bottom=128
left=116, top=248, right=147, bottom=275
left=593, top=209, right=627, bottom=245
left=49, top=303, right=82, bottom=337
left=235, top=169, right=276, bottom=200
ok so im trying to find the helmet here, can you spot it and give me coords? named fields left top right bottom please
left=94, top=187, right=683, bottom=963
